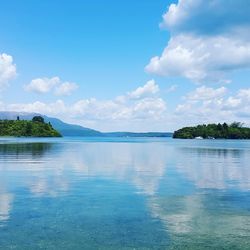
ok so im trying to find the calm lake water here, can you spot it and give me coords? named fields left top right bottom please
left=0, top=137, right=250, bottom=249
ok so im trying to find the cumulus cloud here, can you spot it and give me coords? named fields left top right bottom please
left=128, top=79, right=159, bottom=99
left=25, top=77, right=60, bottom=93
left=25, top=76, right=78, bottom=96
left=166, top=84, right=178, bottom=93
left=175, top=86, right=250, bottom=125
left=146, top=0, right=250, bottom=83
left=55, top=82, right=78, bottom=96
left=0, top=53, right=16, bottom=89
left=185, top=85, right=227, bottom=101
left=146, top=34, right=250, bottom=83
left=72, top=96, right=166, bottom=121
left=161, top=0, right=250, bottom=34
left=2, top=81, right=167, bottom=131
left=8, top=99, right=67, bottom=116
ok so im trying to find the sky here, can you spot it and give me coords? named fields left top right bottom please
left=0, top=0, right=250, bottom=132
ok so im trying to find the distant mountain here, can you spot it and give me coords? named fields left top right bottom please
left=43, top=116, right=102, bottom=136
left=0, top=111, right=102, bottom=136
left=104, top=132, right=173, bottom=137
left=0, top=111, right=172, bottom=137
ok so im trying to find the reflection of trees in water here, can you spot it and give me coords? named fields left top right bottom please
left=179, top=147, right=243, bottom=158
left=0, top=143, right=53, bottom=159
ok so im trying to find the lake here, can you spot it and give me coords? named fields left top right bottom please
left=0, top=137, right=250, bottom=249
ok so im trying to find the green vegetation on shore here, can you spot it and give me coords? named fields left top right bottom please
left=0, top=116, right=62, bottom=137
left=173, top=122, right=250, bottom=139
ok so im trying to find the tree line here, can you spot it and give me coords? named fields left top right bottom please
left=173, top=122, right=250, bottom=139
left=0, top=116, right=61, bottom=137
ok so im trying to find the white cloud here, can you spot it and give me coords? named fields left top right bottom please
left=112, top=98, right=166, bottom=120
left=71, top=95, right=166, bottom=121
left=185, top=86, right=227, bottom=101
left=175, top=86, right=250, bottom=125
left=146, top=0, right=250, bottom=83
left=8, top=100, right=67, bottom=116
left=25, top=77, right=60, bottom=93
left=25, top=76, right=78, bottom=96
left=146, top=34, right=250, bottom=83
left=2, top=97, right=167, bottom=130
left=55, top=82, right=78, bottom=96
left=222, top=89, right=250, bottom=118
left=161, top=0, right=250, bottom=34
left=166, top=84, right=178, bottom=93
left=0, top=53, right=16, bottom=89
left=2, top=81, right=167, bottom=131
left=128, top=79, right=159, bottom=99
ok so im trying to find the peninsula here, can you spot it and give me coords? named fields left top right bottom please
left=0, top=116, right=62, bottom=137
left=173, top=122, right=250, bottom=139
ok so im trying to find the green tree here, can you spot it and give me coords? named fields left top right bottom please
left=0, top=119, right=61, bottom=137
left=230, top=122, right=243, bottom=128
left=25, top=123, right=32, bottom=136
left=173, top=122, right=250, bottom=139
left=32, top=116, right=44, bottom=123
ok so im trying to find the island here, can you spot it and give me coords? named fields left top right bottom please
left=0, top=116, right=62, bottom=137
left=173, top=122, right=250, bottom=139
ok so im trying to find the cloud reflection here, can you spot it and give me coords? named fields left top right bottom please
left=1, top=141, right=250, bottom=197
left=0, top=192, right=13, bottom=226
left=175, top=147, right=250, bottom=190
left=0, top=138, right=250, bottom=241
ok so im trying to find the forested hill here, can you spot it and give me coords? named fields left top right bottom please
left=173, top=122, right=250, bottom=139
left=0, top=116, right=62, bottom=137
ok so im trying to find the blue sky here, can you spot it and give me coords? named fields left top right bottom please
left=1, top=0, right=250, bottom=131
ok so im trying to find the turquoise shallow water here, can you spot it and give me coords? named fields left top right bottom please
left=0, top=137, right=250, bottom=249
